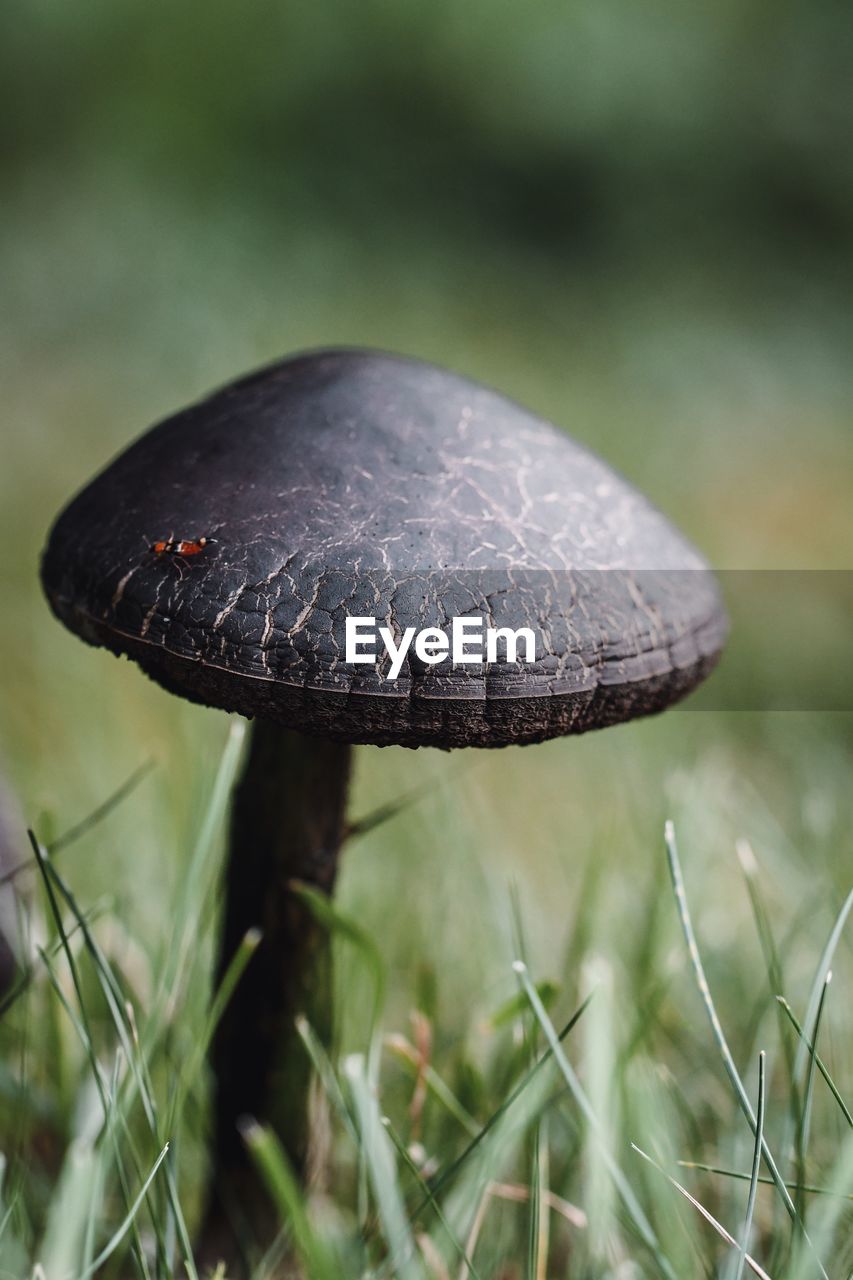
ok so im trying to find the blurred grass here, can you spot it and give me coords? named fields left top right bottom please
left=0, top=1, right=851, bottom=1274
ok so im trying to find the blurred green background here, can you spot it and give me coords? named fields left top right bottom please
left=1, top=2, right=851, bottom=1267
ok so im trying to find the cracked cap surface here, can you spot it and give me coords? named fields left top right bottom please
left=41, top=348, right=727, bottom=747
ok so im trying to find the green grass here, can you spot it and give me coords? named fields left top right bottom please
left=0, top=712, right=850, bottom=1277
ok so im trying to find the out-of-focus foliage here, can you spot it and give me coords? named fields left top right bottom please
left=3, top=1, right=853, bottom=260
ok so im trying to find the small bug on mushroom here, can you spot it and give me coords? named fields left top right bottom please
left=150, top=535, right=212, bottom=556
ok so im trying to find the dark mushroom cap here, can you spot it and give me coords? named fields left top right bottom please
left=42, top=349, right=727, bottom=747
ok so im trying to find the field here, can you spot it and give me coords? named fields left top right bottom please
left=0, top=4, right=851, bottom=1276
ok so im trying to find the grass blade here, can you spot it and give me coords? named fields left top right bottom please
left=292, top=882, right=387, bottom=1230
left=289, top=880, right=385, bottom=1043
left=78, top=1144, right=170, bottom=1280
left=792, top=890, right=852, bottom=1093
left=385, top=1034, right=479, bottom=1138
left=345, top=780, right=433, bottom=841
left=413, top=993, right=593, bottom=1217
left=0, top=762, right=155, bottom=886
left=35, top=841, right=195, bottom=1278
left=295, top=1014, right=359, bottom=1146
left=49, top=761, right=156, bottom=857
left=166, top=925, right=261, bottom=1133
left=154, top=719, right=245, bottom=1024
left=38, top=1125, right=102, bottom=1280
left=734, top=1052, right=766, bottom=1280
left=241, top=1119, right=337, bottom=1280
left=788, top=1133, right=853, bottom=1280
left=632, top=1145, right=773, bottom=1280
left=736, top=839, right=803, bottom=1168
left=382, top=1114, right=483, bottom=1280
left=529, top=1113, right=549, bottom=1280
left=677, top=1163, right=852, bottom=1200
left=775, top=997, right=852, bottom=1128
left=514, top=960, right=678, bottom=1280
left=345, top=1054, right=425, bottom=1280
left=797, top=972, right=832, bottom=1221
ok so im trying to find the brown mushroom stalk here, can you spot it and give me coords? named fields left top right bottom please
left=209, top=723, right=350, bottom=1228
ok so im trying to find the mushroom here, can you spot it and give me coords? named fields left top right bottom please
left=41, top=348, right=726, bottom=1245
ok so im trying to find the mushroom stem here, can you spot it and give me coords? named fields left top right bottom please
left=208, top=720, right=351, bottom=1242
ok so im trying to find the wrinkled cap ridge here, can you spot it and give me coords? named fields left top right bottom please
left=41, top=348, right=727, bottom=747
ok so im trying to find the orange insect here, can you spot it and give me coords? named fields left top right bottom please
left=150, top=535, right=212, bottom=557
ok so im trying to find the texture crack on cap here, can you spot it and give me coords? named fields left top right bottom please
left=41, top=347, right=728, bottom=747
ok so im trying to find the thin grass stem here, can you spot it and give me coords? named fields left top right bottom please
left=632, top=1145, right=773, bottom=1280
left=677, top=1163, right=853, bottom=1199
left=382, top=1115, right=483, bottom=1280
left=735, top=1052, right=766, bottom=1280
left=797, top=973, right=832, bottom=1222
left=775, top=998, right=852, bottom=1128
